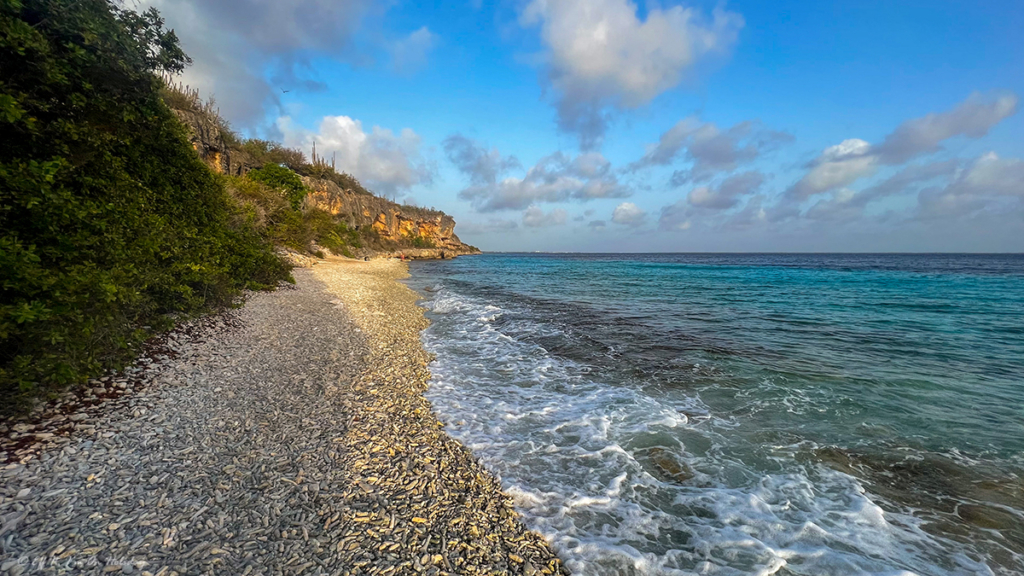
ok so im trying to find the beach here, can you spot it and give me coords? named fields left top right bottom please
left=0, top=259, right=566, bottom=575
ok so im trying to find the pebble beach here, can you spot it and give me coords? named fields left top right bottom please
left=0, top=259, right=567, bottom=576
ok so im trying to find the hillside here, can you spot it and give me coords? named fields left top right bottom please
left=170, top=96, right=479, bottom=260
left=0, top=0, right=475, bottom=414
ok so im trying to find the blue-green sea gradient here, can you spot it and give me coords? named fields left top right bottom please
left=407, top=253, right=1024, bottom=575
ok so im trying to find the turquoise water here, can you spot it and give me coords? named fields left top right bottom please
left=407, top=254, right=1024, bottom=576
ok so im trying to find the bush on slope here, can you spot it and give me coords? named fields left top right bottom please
left=0, top=0, right=290, bottom=413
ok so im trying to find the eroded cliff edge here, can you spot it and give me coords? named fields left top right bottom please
left=301, top=176, right=478, bottom=259
left=173, top=107, right=480, bottom=260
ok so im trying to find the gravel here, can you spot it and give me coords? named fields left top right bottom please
left=0, top=259, right=567, bottom=576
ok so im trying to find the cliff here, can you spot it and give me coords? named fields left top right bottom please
left=172, top=108, right=478, bottom=260
left=172, top=109, right=256, bottom=176
left=301, top=177, right=478, bottom=259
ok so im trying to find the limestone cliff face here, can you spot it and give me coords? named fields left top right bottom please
left=302, top=177, right=479, bottom=258
left=172, top=106, right=478, bottom=259
left=172, top=109, right=254, bottom=176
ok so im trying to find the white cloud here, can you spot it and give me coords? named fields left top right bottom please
left=457, top=218, right=520, bottom=235
left=953, top=152, right=1024, bottom=196
left=629, top=117, right=791, bottom=182
left=278, top=115, right=433, bottom=196
left=917, top=152, right=1024, bottom=219
left=391, top=27, right=438, bottom=74
left=523, top=206, right=568, bottom=227
left=658, top=199, right=691, bottom=231
left=687, top=170, right=764, bottom=210
left=725, top=195, right=769, bottom=229
left=876, top=93, right=1019, bottom=164
left=445, top=137, right=631, bottom=212
left=803, top=188, right=863, bottom=222
left=611, top=202, right=647, bottom=226
left=443, top=135, right=522, bottom=186
left=804, top=160, right=959, bottom=222
left=142, top=0, right=390, bottom=126
left=788, top=92, right=1019, bottom=199
left=520, top=0, right=743, bottom=149
left=790, top=139, right=877, bottom=199
left=657, top=171, right=765, bottom=230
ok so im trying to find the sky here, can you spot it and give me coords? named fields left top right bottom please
left=140, top=0, right=1024, bottom=252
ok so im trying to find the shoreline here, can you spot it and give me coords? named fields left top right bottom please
left=308, top=258, right=568, bottom=574
left=0, top=258, right=566, bottom=575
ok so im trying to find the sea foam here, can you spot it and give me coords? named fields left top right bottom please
left=410, top=254, right=1023, bottom=576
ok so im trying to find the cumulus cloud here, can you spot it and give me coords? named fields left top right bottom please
left=443, top=135, right=522, bottom=186
left=950, top=153, right=1024, bottom=196
left=142, top=0, right=388, bottom=126
left=588, top=220, right=607, bottom=230
left=629, top=117, right=791, bottom=182
left=687, top=170, right=765, bottom=209
left=789, top=92, right=1019, bottom=199
left=611, top=202, right=647, bottom=226
left=445, top=136, right=630, bottom=212
left=804, top=160, right=958, bottom=221
left=725, top=195, right=769, bottom=229
left=876, top=93, right=1019, bottom=164
left=391, top=27, right=438, bottom=74
left=656, top=171, right=764, bottom=230
left=658, top=200, right=691, bottom=231
left=457, top=218, right=520, bottom=235
left=520, top=0, right=743, bottom=149
left=789, top=138, right=877, bottom=198
left=917, top=152, right=1024, bottom=219
left=278, top=115, right=433, bottom=196
left=522, top=206, right=568, bottom=227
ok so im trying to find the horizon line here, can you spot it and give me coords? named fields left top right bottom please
left=473, top=251, right=1024, bottom=255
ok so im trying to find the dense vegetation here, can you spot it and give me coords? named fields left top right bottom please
left=157, top=81, right=380, bottom=258
left=222, top=171, right=364, bottom=258
left=0, top=0, right=459, bottom=415
left=163, top=84, right=376, bottom=199
left=247, top=164, right=309, bottom=211
left=0, top=0, right=292, bottom=413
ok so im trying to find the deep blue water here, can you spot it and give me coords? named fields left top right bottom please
left=406, top=254, right=1024, bottom=576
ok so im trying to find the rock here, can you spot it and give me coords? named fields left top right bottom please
left=300, top=177, right=480, bottom=259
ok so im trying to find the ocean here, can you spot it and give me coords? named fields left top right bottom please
left=405, top=253, right=1024, bottom=576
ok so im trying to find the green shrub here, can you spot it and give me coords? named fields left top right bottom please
left=226, top=174, right=365, bottom=257
left=247, top=164, right=308, bottom=211
left=316, top=220, right=362, bottom=258
left=0, top=0, right=290, bottom=414
left=239, top=139, right=306, bottom=170
left=410, top=236, right=436, bottom=249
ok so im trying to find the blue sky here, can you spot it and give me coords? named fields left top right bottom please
left=146, top=0, right=1024, bottom=251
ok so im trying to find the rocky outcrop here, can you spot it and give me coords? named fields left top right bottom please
left=172, top=106, right=479, bottom=260
left=301, top=176, right=480, bottom=258
left=172, top=109, right=255, bottom=176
